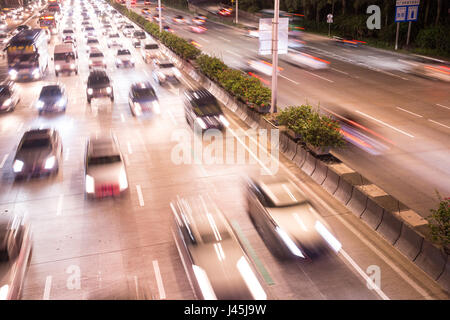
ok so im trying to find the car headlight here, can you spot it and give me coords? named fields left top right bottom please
left=70, top=63, right=75, bottom=69
left=87, top=88, right=93, bottom=95
left=85, top=174, right=94, bottom=193
left=119, top=167, right=128, bottom=191
left=36, top=100, right=44, bottom=109
left=195, top=117, right=207, bottom=130
left=116, top=58, right=121, bottom=64
left=275, top=226, right=304, bottom=258
left=3, top=98, right=11, bottom=107
left=130, top=58, right=135, bottom=63
left=44, top=155, right=56, bottom=169
left=218, top=115, right=229, bottom=127
left=192, top=265, right=217, bottom=300
left=106, top=87, right=112, bottom=94
left=0, top=284, right=9, bottom=300
left=152, top=100, right=160, bottom=114
left=9, top=69, right=17, bottom=76
left=102, top=59, right=107, bottom=64
left=172, top=68, right=181, bottom=78
left=32, top=68, right=39, bottom=75
left=13, top=160, right=24, bottom=173
left=236, top=256, right=267, bottom=300
left=89, top=60, right=93, bottom=65
left=158, top=72, right=166, bottom=80
left=57, top=98, right=66, bottom=107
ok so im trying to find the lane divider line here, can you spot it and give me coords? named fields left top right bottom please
left=304, top=70, right=334, bottom=83
left=56, top=194, right=64, bottom=216
left=396, top=107, right=423, bottom=118
left=436, top=103, right=450, bottom=110
left=280, top=74, right=299, bottom=85
left=136, top=185, right=144, bottom=207
left=356, top=110, right=415, bottom=138
left=0, top=153, right=8, bottom=169
left=152, top=260, right=166, bottom=300
left=428, top=119, right=450, bottom=129
left=43, top=275, right=52, bottom=300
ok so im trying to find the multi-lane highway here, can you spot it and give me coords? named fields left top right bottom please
left=0, top=1, right=448, bottom=300
left=131, top=4, right=450, bottom=218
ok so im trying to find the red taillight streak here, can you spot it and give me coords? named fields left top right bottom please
left=299, top=52, right=330, bottom=64
left=249, top=72, right=270, bottom=85
left=260, top=60, right=283, bottom=71
left=340, top=129, right=373, bottom=148
left=425, top=65, right=450, bottom=75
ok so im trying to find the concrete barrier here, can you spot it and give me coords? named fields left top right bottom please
left=377, top=210, right=403, bottom=245
left=311, top=160, right=328, bottom=185
left=437, top=259, right=450, bottom=293
left=334, top=177, right=353, bottom=204
left=322, top=167, right=340, bottom=195
left=394, top=224, right=424, bottom=261
left=346, top=187, right=368, bottom=217
left=301, top=152, right=317, bottom=176
left=292, top=146, right=307, bottom=168
left=414, top=240, right=447, bottom=280
left=279, top=133, right=289, bottom=154
left=361, top=198, right=384, bottom=230
left=284, top=139, right=298, bottom=160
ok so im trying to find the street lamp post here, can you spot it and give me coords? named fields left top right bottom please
left=158, top=0, right=162, bottom=32
left=270, top=0, right=279, bottom=114
left=235, top=0, right=238, bottom=24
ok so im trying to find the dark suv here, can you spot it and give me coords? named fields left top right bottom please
left=183, top=89, right=229, bottom=132
left=86, top=70, right=114, bottom=104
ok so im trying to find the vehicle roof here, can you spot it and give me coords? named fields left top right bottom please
left=253, top=175, right=307, bottom=207
left=131, top=81, right=153, bottom=91
left=23, top=128, right=53, bottom=140
left=54, top=43, right=75, bottom=53
left=88, top=135, right=119, bottom=157
left=185, top=89, right=214, bottom=101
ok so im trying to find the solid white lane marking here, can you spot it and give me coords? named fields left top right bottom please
left=152, top=260, right=166, bottom=299
left=120, top=113, right=125, bottom=122
left=0, top=154, right=8, bottom=169
left=304, top=70, right=334, bottom=83
left=16, top=122, right=23, bottom=133
left=43, top=276, right=52, bottom=300
left=226, top=50, right=241, bottom=58
left=124, top=154, right=130, bottom=166
left=56, top=194, right=64, bottom=216
left=218, top=36, right=231, bottom=42
left=64, top=148, right=70, bottom=161
left=331, top=67, right=350, bottom=75
left=339, top=250, right=389, bottom=300
left=428, top=119, right=450, bottom=129
left=167, top=109, right=177, bottom=125
left=225, top=114, right=430, bottom=299
left=396, top=107, right=423, bottom=118
left=198, top=36, right=210, bottom=43
left=136, top=185, right=144, bottom=207
left=355, top=110, right=415, bottom=138
left=127, top=141, right=133, bottom=154
left=134, top=276, right=139, bottom=298
left=436, top=103, right=450, bottom=110
left=280, top=74, right=299, bottom=85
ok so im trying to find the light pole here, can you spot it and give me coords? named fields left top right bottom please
left=235, top=0, right=238, bottom=24
left=270, top=0, right=279, bottom=114
left=158, top=0, right=162, bottom=32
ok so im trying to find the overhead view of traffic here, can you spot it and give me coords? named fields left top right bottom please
left=0, top=0, right=448, bottom=303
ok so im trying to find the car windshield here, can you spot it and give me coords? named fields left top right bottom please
left=0, top=86, right=11, bottom=97
left=88, top=155, right=121, bottom=165
left=90, top=52, right=103, bottom=58
left=117, top=49, right=130, bottom=55
left=259, top=181, right=305, bottom=207
left=133, top=87, right=156, bottom=100
left=87, top=39, right=98, bottom=43
left=159, top=63, right=174, bottom=68
left=109, top=33, right=119, bottom=38
left=125, top=25, right=134, bottom=29
left=63, top=29, right=73, bottom=33
left=191, top=98, right=222, bottom=116
left=21, top=138, right=50, bottom=149
left=144, top=44, right=158, bottom=49
left=88, top=75, right=109, bottom=85
left=40, top=86, right=62, bottom=97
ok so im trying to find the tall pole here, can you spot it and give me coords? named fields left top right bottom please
left=406, top=21, right=412, bottom=46
left=270, top=0, right=279, bottom=114
left=235, top=0, right=238, bottom=24
left=394, top=22, right=400, bottom=50
left=158, top=0, right=162, bottom=32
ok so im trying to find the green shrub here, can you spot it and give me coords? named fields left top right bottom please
left=427, top=194, right=450, bottom=248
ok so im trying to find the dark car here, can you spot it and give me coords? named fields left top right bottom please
left=0, top=81, right=20, bottom=113
left=0, top=212, right=32, bottom=300
left=171, top=195, right=267, bottom=300
left=133, top=30, right=146, bottom=40
left=332, top=35, right=366, bottom=47
left=36, top=84, right=67, bottom=114
left=183, top=89, right=229, bottom=132
left=86, top=69, right=114, bottom=104
left=15, top=25, right=30, bottom=33
left=12, top=128, right=63, bottom=178
left=128, top=81, right=159, bottom=116
left=246, top=175, right=341, bottom=260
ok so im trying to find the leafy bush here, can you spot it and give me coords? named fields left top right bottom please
left=415, top=26, right=450, bottom=55
left=427, top=194, right=450, bottom=248
left=277, top=105, right=345, bottom=148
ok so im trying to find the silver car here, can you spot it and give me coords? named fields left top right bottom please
left=84, top=134, right=128, bottom=198
left=0, top=212, right=32, bottom=300
left=171, top=195, right=267, bottom=300
left=246, top=175, right=341, bottom=260
left=36, top=84, right=68, bottom=114
left=12, top=128, right=63, bottom=178
left=0, top=81, right=20, bottom=113
left=152, top=60, right=181, bottom=85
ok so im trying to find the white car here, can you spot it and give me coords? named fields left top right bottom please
left=152, top=60, right=181, bottom=85
left=282, top=51, right=330, bottom=70
left=115, top=49, right=135, bottom=68
left=88, top=49, right=107, bottom=69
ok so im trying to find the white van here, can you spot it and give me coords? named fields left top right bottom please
left=53, top=44, right=78, bottom=76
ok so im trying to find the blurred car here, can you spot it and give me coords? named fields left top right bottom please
left=133, top=30, right=146, bottom=40
left=192, top=15, right=206, bottom=25
left=171, top=195, right=267, bottom=300
left=15, top=25, right=30, bottom=33
left=0, top=213, right=32, bottom=300
left=183, top=89, right=228, bottom=132
left=282, top=50, right=330, bottom=70
left=128, top=81, right=160, bottom=117
left=246, top=175, right=341, bottom=260
left=84, top=133, right=128, bottom=198
left=62, top=28, right=75, bottom=39
left=85, top=37, right=100, bottom=53
left=152, top=59, right=181, bottom=85
left=189, top=25, right=207, bottom=34
left=122, top=24, right=134, bottom=37
left=172, top=15, right=185, bottom=24
left=63, top=35, right=77, bottom=48
left=141, top=8, right=151, bottom=15
left=140, top=41, right=160, bottom=63
left=107, top=33, right=122, bottom=49
left=401, top=59, right=450, bottom=82
left=162, top=25, right=174, bottom=33
left=287, top=38, right=305, bottom=50
left=115, top=48, right=135, bottom=68
left=12, top=128, right=63, bottom=178
left=88, top=48, right=107, bottom=69
left=247, top=59, right=276, bottom=76
left=0, top=21, right=6, bottom=31
left=217, top=7, right=232, bottom=16
left=36, top=84, right=68, bottom=114
left=144, top=0, right=152, bottom=5
left=0, top=81, right=19, bottom=113
left=332, top=35, right=366, bottom=48
left=245, top=26, right=259, bottom=38
left=86, top=69, right=114, bottom=103
left=152, top=14, right=164, bottom=22
left=0, top=32, right=9, bottom=49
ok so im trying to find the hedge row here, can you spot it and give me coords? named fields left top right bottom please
left=107, top=0, right=271, bottom=109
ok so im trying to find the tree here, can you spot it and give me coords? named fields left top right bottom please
left=427, top=193, right=450, bottom=249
